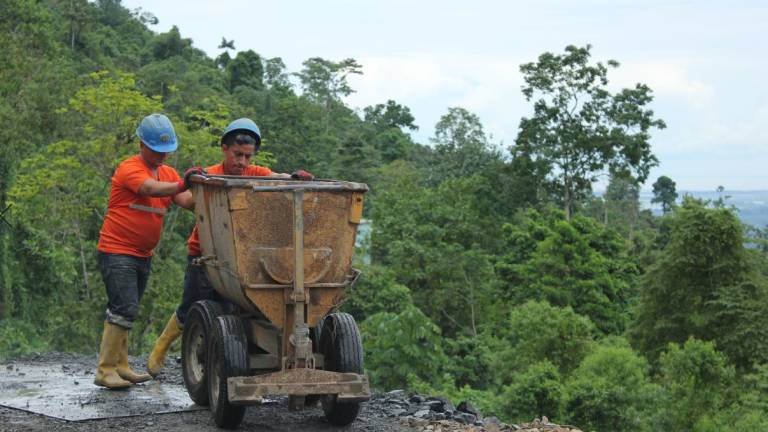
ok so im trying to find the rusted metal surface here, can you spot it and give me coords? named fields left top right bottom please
left=191, top=184, right=252, bottom=312
left=288, top=189, right=311, bottom=368
left=349, top=192, right=364, bottom=224
left=190, top=175, right=369, bottom=406
left=228, top=369, right=371, bottom=404
left=190, top=176, right=367, bottom=329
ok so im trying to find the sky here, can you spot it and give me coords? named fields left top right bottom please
left=121, top=0, right=768, bottom=191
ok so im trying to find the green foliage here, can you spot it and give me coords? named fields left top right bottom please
left=296, top=57, right=362, bottom=106
left=651, top=175, right=678, bottom=213
left=363, top=100, right=418, bottom=163
left=602, top=172, right=641, bottom=237
left=370, top=162, right=504, bottom=336
left=514, top=44, right=665, bottom=218
left=0, top=319, right=48, bottom=360
left=492, top=300, right=595, bottom=377
left=631, top=198, right=768, bottom=368
left=654, top=338, right=735, bottom=431
left=443, top=335, right=496, bottom=389
left=361, top=305, right=450, bottom=390
left=147, top=25, right=193, bottom=60
left=342, top=265, right=414, bottom=322
left=498, top=209, right=637, bottom=334
left=498, top=361, right=564, bottom=424
left=226, top=50, right=264, bottom=91
left=563, top=343, right=658, bottom=432
left=422, top=107, right=502, bottom=186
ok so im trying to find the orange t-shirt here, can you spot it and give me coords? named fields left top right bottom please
left=187, top=163, right=273, bottom=256
left=97, top=155, right=182, bottom=257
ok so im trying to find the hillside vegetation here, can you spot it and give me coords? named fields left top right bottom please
left=1, top=1, right=767, bottom=430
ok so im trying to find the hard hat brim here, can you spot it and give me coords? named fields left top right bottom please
left=143, top=141, right=178, bottom=153
left=222, top=129, right=261, bottom=146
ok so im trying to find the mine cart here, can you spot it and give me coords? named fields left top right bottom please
left=183, top=174, right=370, bottom=429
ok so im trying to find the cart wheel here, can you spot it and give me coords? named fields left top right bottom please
left=182, top=300, right=223, bottom=405
left=208, top=315, right=248, bottom=429
left=320, top=313, right=363, bottom=426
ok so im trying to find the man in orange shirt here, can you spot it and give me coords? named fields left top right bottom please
left=147, top=118, right=313, bottom=377
left=95, top=113, right=198, bottom=389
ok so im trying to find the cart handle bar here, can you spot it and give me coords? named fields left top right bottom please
left=189, top=174, right=369, bottom=192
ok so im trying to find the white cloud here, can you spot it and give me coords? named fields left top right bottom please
left=345, top=54, right=528, bottom=143
left=345, top=55, right=470, bottom=108
left=610, top=60, right=715, bottom=109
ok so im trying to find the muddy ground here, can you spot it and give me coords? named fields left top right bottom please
left=0, top=352, right=413, bottom=432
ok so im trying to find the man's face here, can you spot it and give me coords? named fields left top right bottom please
left=222, top=143, right=256, bottom=175
left=140, top=143, right=170, bottom=169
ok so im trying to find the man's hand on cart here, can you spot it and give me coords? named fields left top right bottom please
left=180, top=166, right=207, bottom=192
left=291, top=169, right=315, bottom=181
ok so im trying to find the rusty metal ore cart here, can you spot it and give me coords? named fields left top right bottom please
left=183, top=175, right=370, bottom=429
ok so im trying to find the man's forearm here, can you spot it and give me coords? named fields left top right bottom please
left=138, top=178, right=183, bottom=197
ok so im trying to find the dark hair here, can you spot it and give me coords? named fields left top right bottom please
left=223, top=132, right=258, bottom=147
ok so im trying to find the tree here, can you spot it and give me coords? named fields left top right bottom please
left=631, top=198, right=768, bottom=368
left=563, top=343, right=658, bottom=432
left=341, top=265, right=413, bottom=321
left=296, top=57, right=362, bottom=107
left=364, top=100, right=417, bottom=131
left=514, top=44, right=666, bottom=219
left=148, top=25, right=192, bottom=61
left=492, top=300, right=595, bottom=377
left=370, top=163, right=504, bottom=337
left=363, top=100, right=418, bottom=163
left=651, top=175, right=678, bottom=213
left=423, top=107, right=502, bottom=185
left=226, top=50, right=264, bottom=91
left=602, top=171, right=641, bottom=236
left=61, top=0, right=91, bottom=50
left=498, top=361, right=563, bottom=424
left=654, top=338, right=735, bottom=431
left=361, top=305, right=450, bottom=390
left=263, top=57, right=292, bottom=93
left=497, top=209, right=638, bottom=334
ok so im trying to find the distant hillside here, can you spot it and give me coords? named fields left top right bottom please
left=638, top=190, right=768, bottom=228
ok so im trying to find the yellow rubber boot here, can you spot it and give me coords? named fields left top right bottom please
left=147, top=313, right=183, bottom=377
left=117, top=330, right=151, bottom=384
left=94, top=322, right=132, bottom=389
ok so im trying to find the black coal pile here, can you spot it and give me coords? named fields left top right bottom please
left=370, top=390, right=583, bottom=432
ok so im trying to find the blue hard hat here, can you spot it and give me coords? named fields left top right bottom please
left=221, top=118, right=261, bottom=146
left=136, top=113, right=178, bottom=153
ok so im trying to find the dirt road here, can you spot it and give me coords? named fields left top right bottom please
left=0, top=353, right=412, bottom=432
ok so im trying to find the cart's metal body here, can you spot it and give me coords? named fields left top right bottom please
left=189, top=175, right=370, bottom=409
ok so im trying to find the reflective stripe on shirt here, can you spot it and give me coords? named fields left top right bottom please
left=129, top=203, right=167, bottom=215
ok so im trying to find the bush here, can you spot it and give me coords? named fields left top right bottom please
left=361, top=305, right=450, bottom=390
left=0, top=319, right=48, bottom=360
left=342, top=264, right=413, bottom=321
left=654, top=338, right=735, bottom=431
left=563, top=343, right=657, bottom=432
left=492, top=300, right=595, bottom=378
left=498, top=360, right=563, bottom=424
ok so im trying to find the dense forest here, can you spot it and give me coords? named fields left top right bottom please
left=1, top=1, right=767, bottom=430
